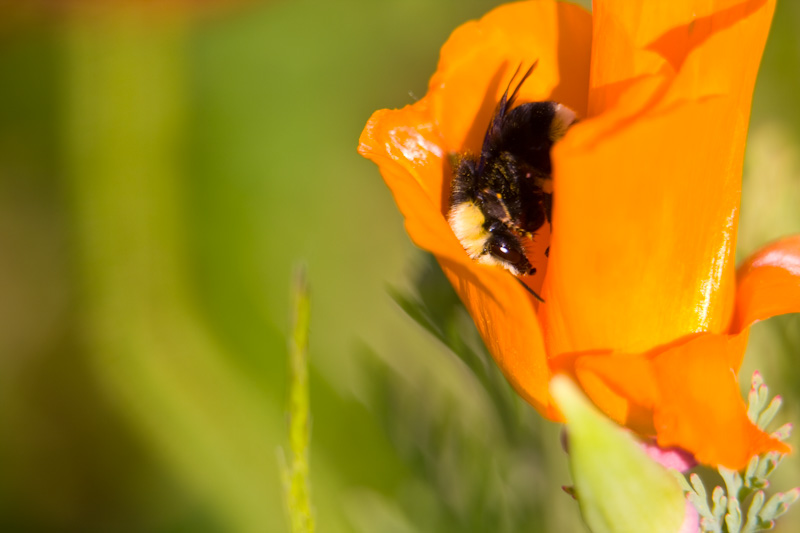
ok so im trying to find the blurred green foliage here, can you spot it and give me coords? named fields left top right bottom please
left=0, top=0, right=797, bottom=532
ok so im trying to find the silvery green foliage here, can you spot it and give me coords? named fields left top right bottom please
left=677, top=372, right=799, bottom=533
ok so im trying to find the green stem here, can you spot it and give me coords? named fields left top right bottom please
left=282, top=269, right=315, bottom=533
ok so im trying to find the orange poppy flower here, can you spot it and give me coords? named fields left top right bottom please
left=358, top=0, right=800, bottom=469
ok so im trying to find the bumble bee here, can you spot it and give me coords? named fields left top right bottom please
left=447, top=63, right=576, bottom=301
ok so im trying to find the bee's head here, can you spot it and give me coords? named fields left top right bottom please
left=483, top=223, right=534, bottom=276
left=447, top=200, right=535, bottom=276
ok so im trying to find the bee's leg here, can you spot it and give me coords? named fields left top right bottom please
left=514, top=276, right=545, bottom=303
left=543, top=193, right=552, bottom=224
left=544, top=193, right=552, bottom=258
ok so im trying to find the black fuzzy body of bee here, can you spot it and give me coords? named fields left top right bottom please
left=447, top=65, right=576, bottom=295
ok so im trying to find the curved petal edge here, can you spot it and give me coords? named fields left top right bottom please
left=734, top=235, right=800, bottom=331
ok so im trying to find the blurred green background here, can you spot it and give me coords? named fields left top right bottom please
left=0, top=0, right=798, bottom=531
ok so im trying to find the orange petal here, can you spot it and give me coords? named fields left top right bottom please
left=556, top=333, right=789, bottom=468
left=651, top=333, right=788, bottom=469
left=549, top=347, right=655, bottom=428
left=733, top=235, right=800, bottom=331
left=359, top=1, right=593, bottom=414
left=359, top=101, right=464, bottom=265
left=544, top=0, right=776, bottom=356
left=429, top=0, right=592, bottom=156
left=568, top=351, right=658, bottom=434
left=439, top=260, right=556, bottom=414
left=590, top=0, right=775, bottom=115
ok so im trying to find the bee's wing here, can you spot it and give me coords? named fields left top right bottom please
left=477, top=62, right=537, bottom=174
